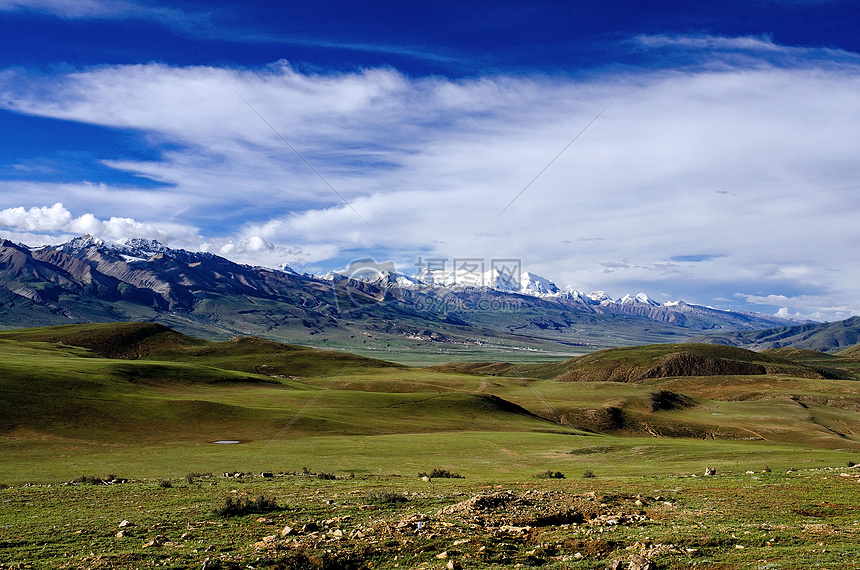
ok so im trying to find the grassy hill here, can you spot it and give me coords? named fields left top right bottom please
left=838, top=343, right=860, bottom=359
left=3, top=323, right=860, bottom=486
left=430, top=342, right=846, bottom=382
left=0, top=322, right=405, bottom=376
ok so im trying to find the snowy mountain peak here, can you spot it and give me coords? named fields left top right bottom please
left=363, top=269, right=423, bottom=288
left=118, top=238, right=168, bottom=257
left=588, top=290, right=611, bottom=303
left=57, top=234, right=104, bottom=253
left=619, top=293, right=661, bottom=306
left=489, top=267, right=519, bottom=292
left=519, top=271, right=559, bottom=296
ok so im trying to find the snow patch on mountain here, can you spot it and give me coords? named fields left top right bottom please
left=618, top=293, right=661, bottom=306
left=520, top=271, right=559, bottom=296
left=276, top=262, right=298, bottom=275
left=587, top=290, right=611, bottom=303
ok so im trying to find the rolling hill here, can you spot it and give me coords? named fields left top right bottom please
left=3, top=322, right=860, bottom=486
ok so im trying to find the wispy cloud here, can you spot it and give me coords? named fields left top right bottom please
left=0, top=0, right=204, bottom=27
left=0, top=0, right=462, bottom=69
left=632, top=33, right=860, bottom=68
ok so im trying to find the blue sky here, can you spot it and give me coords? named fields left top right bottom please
left=1, top=0, right=860, bottom=321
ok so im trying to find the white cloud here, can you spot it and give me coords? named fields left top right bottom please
left=1, top=38, right=860, bottom=319
left=0, top=202, right=200, bottom=248
left=0, top=202, right=71, bottom=231
left=736, top=293, right=794, bottom=306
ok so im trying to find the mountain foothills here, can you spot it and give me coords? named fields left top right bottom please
left=0, top=235, right=854, bottom=358
left=3, top=322, right=860, bottom=483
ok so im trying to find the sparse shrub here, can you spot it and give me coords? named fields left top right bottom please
left=186, top=471, right=213, bottom=484
left=534, top=470, right=565, bottom=479
left=300, top=467, right=337, bottom=480
left=73, top=475, right=105, bottom=485
left=0, top=483, right=8, bottom=490
left=418, top=468, right=464, bottom=479
left=157, top=479, right=172, bottom=488
left=582, top=470, right=595, bottom=479
left=214, top=495, right=280, bottom=517
left=365, top=490, right=410, bottom=504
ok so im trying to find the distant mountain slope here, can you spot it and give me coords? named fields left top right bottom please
left=346, top=265, right=797, bottom=331
left=689, top=316, right=860, bottom=353
left=0, top=235, right=806, bottom=355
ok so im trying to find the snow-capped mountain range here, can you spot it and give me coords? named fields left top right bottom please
left=0, top=235, right=806, bottom=351
left=326, top=265, right=683, bottom=310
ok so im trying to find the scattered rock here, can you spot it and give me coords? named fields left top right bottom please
left=201, top=557, right=216, bottom=570
left=302, top=522, right=320, bottom=533
left=115, top=530, right=127, bottom=538
left=143, top=535, right=166, bottom=548
left=606, top=561, right=624, bottom=570
left=704, top=467, right=716, bottom=476
left=281, top=525, right=296, bottom=537
left=446, top=559, right=462, bottom=570
left=439, top=490, right=603, bottom=528
left=118, top=520, right=131, bottom=528
left=629, top=554, right=658, bottom=570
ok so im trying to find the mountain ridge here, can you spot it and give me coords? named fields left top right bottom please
left=689, top=316, right=860, bottom=354
left=0, top=235, right=836, bottom=356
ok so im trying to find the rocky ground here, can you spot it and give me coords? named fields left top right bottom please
left=3, top=468, right=860, bottom=569
left=248, top=487, right=678, bottom=570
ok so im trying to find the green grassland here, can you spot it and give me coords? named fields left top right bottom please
left=3, top=323, right=860, bottom=567
left=2, top=323, right=860, bottom=484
